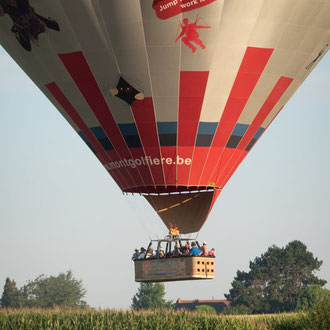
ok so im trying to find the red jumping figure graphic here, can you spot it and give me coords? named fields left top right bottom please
left=175, top=15, right=210, bottom=53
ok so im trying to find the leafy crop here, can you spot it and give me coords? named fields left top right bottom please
left=0, top=308, right=314, bottom=329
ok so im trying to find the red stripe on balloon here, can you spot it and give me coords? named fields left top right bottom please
left=161, top=146, right=177, bottom=186
left=131, top=97, right=165, bottom=187
left=208, top=147, right=236, bottom=186
left=58, top=51, right=144, bottom=189
left=213, top=77, right=293, bottom=187
left=177, top=71, right=209, bottom=186
left=198, top=47, right=274, bottom=186
left=45, top=82, right=128, bottom=191
left=238, top=77, right=293, bottom=150
left=123, top=146, right=154, bottom=188
left=218, top=149, right=247, bottom=188
left=188, top=147, right=209, bottom=186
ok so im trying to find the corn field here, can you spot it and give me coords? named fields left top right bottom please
left=0, top=308, right=317, bottom=330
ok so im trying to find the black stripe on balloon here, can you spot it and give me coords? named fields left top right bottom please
left=118, top=123, right=142, bottom=148
left=226, top=135, right=243, bottom=148
left=122, top=135, right=142, bottom=148
left=90, top=127, right=114, bottom=150
left=245, top=127, right=265, bottom=151
left=246, top=138, right=257, bottom=151
left=78, top=131, right=97, bottom=154
left=159, top=134, right=177, bottom=146
left=196, top=134, right=213, bottom=146
left=157, top=122, right=177, bottom=146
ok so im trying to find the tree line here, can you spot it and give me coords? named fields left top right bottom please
left=1, top=240, right=329, bottom=314
left=0, top=271, right=86, bottom=308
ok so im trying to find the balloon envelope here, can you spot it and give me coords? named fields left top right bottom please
left=0, top=0, right=329, bottom=233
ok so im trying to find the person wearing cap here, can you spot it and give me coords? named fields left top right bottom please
left=201, top=242, right=208, bottom=256
left=132, top=248, right=140, bottom=261
left=189, top=242, right=202, bottom=256
left=208, top=248, right=216, bottom=257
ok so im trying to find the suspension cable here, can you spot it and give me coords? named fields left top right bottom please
left=124, top=193, right=152, bottom=241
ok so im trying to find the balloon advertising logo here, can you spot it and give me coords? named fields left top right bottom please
left=143, top=261, right=151, bottom=274
left=153, top=0, right=217, bottom=20
left=175, top=15, right=211, bottom=53
left=110, top=77, right=145, bottom=106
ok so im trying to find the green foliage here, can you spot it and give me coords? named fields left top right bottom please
left=0, top=278, right=22, bottom=308
left=194, top=304, right=217, bottom=314
left=22, top=271, right=87, bottom=308
left=306, top=291, right=330, bottom=329
left=225, top=240, right=326, bottom=314
left=131, top=283, right=173, bottom=310
left=0, top=271, right=87, bottom=309
left=222, top=304, right=252, bottom=315
left=296, top=285, right=330, bottom=311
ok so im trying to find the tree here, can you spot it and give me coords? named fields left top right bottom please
left=0, top=278, right=22, bottom=308
left=195, top=305, right=217, bottom=314
left=296, top=285, right=330, bottom=311
left=21, top=271, right=87, bottom=308
left=306, top=292, right=330, bottom=329
left=225, top=240, right=326, bottom=314
left=222, top=304, right=252, bottom=315
left=131, top=283, right=173, bottom=310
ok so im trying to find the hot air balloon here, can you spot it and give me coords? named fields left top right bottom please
left=1, top=0, right=329, bottom=282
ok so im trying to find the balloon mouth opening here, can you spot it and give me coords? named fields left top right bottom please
left=123, top=186, right=222, bottom=195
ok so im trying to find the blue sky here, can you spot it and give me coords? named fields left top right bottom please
left=0, top=45, right=329, bottom=308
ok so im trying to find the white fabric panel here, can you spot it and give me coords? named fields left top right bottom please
left=314, top=1, right=330, bottom=29
left=263, top=35, right=330, bottom=128
left=238, top=75, right=278, bottom=125
left=178, top=2, right=223, bottom=71
left=58, top=0, right=134, bottom=124
left=199, top=0, right=263, bottom=122
left=97, top=0, right=153, bottom=124
left=33, top=0, right=81, bottom=53
left=140, top=0, right=222, bottom=122
left=36, top=1, right=108, bottom=127
left=289, top=0, right=326, bottom=26
left=236, top=0, right=330, bottom=125
left=143, top=10, right=180, bottom=123
left=140, top=0, right=180, bottom=122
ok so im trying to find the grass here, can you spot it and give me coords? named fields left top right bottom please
left=0, top=308, right=316, bottom=330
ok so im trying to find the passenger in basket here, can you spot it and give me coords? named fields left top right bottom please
left=138, top=247, right=146, bottom=259
left=189, top=242, right=202, bottom=256
left=173, top=241, right=182, bottom=257
left=182, top=246, right=190, bottom=256
left=146, top=246, right=155, bottom=259
left=179, top=241, right=187, bottom=256
left=132, top=248, right=140, bottom=261
left=158, top=247, right=165, bottom=259
left=201, top=242, right=208, bottom=256
left=208, top=248, right=216, bottom=257
left=180, top=241, right=189, bottom=256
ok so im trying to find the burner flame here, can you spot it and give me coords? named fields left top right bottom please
left=169, top=223, right=180, bottom=236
